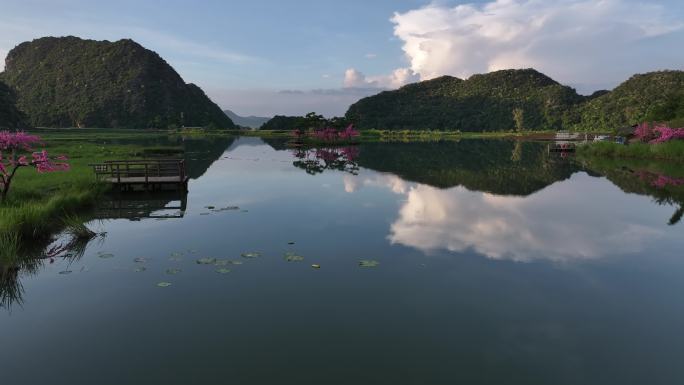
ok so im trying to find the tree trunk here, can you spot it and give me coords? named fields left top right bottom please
left=0, top=165, right=21, bottom=204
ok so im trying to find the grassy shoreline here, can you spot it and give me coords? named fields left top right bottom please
left=0, top=129, right=184, bottom=246
left=577, top=141, right=684, bottom=162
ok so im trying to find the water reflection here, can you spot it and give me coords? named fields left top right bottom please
left=1, top=230, right=103, bottom=309
left=4, top=137, right=684, bottom=384
left=291, top=146, right=360, bottom=175
left=384, top=173, right=666, bottom=262
left=95, top=191, right=188, bottom=220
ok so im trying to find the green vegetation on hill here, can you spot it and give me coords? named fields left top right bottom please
left=0, top=80, right=26, bottom=128
left=346, top=69, right=586, bottom=132
left=576, top=71, right=684, bottom=131
left=345, top=69, right=684, bottom=132
left=259, top=112, right=348, bottom=131
left=259, top=115, right=305, bottom=131
left=0, top=36, right=234, bottom=129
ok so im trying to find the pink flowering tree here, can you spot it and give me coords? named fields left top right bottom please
left=634, top=122, right=684, bottom=143
left=311, top=124, right=360, bottom=143
left=0, top=131, right=69, bottom=203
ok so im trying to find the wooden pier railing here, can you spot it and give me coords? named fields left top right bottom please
left=90, top=159, right=188, bottom=191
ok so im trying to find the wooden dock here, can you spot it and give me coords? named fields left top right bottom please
left=90, top=159, right=188, bottom=191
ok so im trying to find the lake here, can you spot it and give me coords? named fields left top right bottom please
left=2, top=137, right=684, bottom=385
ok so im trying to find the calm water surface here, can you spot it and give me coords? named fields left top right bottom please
left=2, top=138, right=684, bottom=385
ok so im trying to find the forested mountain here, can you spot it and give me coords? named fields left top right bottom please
left=223, top=110, right=270, bottom=129
left=0, top=80, right=26, bottom=128
left=345, top=69, right=684, bottom=132
left=0, top=36, right=234, bottom=129
left=576, top=71, right=684, bottom=130
left=345, top=69, right=586, bottom=131
left=259, top=115, right=307, bottom=130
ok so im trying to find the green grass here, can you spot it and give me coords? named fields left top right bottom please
left=577, top=140, right=684, bottom=162
left=0, top=128, right=184, bottom=243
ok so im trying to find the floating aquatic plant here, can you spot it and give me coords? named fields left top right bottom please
left=58, top=270, right=73, bottom=275
left=134, top=267, right=147, bottom=272
left=311, top=264, right=321, bottom=269
left=196, top=257, right=217, bottom=265
left=241, top=252, right=261, bottom=259
left=157, top=282, right=172, bottom=288
left=215, top=268, right=231, bottom=274
left=284, top=252, right=304, bottom=262
left=97, top=252, right=114, bottom=259
left=133, top=257, right=147, bottom=263
left=166, top=268, right=182, bottom=275
left=359, top=260, right=380, bottom=268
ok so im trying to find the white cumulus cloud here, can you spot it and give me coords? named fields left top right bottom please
left=391, top=0, right=684, bottom=93
left=343, top=67, right=419, bottom=89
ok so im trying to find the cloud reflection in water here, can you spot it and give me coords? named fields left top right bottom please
left=346, top=171, right=669, bottom=262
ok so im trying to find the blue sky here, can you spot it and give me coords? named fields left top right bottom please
left=1, top=0, right=684, bottom=116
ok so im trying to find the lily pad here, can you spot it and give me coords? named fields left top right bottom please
left=220, top=206, right=240, bottom=211
left=134, top=266, right=147, bottom=272
left=205, top=205, right=216, bottom=210
left=157, top=282, right=172, bottom=288
left=284, top=252, right=304, bottom=262
left=58, top=270, right=73, bottom=275
left=166, top=268, right=182, bottom=275
left=241, top=252, right=261, bottom=259
left=214, top=259, right=233, bottom=266
left=133, top=257, right=147, bottom=263
left=287, top=241, right=296, bottom=245
left=196, top=257, right=217, bottom=265
left=359, top=260, right=380, bottom=268
left=97, top=253, right=115, bottom=259
left=215, top=268, right=231, bottom=274
left=311, top=264, right=321, bottom=269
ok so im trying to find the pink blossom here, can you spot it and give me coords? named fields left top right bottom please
left=635, top=169, right=684, bottom=188
left=0, top=131, right=70, bottom=202
left=634, top=122, right=684, bottom=143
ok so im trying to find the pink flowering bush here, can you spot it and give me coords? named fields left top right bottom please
left=294, top=124, right=360, bottom=143
left=0, top=131, right=69, bottom=202
left=634, top=122, right=684, bottom=143
left=635, top=169, right=684, bottom=188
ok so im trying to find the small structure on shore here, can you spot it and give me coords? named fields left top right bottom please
left=90, top=159, right=188, bottom=192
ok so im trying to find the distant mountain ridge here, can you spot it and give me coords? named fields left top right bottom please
left=223, top=110, right=270, bottom=129
left=345, top=68, right=684, bottom=131
left=0, top=36, right=234, bottom=129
